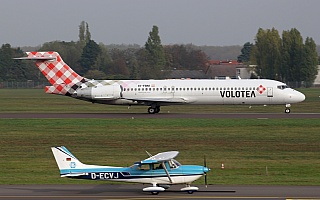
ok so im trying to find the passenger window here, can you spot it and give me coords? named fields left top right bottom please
left=138, top=164, right=151, bottom=170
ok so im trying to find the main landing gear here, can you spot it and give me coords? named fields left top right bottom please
left=285, top=104, right=291, bottom=113
left=143, top=184, right=199, bottom=195
left=148, top=106, right=160, bottom=114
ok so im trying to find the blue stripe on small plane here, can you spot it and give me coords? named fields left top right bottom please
left=61, top=172, right=201, bottom=180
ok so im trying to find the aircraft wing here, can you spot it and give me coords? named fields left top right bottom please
left=141, top=151, right=179, bottom=164
left=123, top=97, right=193, bottom=104
left=61, top=173, right=87, bottom=177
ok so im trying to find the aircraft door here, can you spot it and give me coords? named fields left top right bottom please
left=163, top=86, right=167, bottom=93
left=171, top=86, right=175, bottom=93
left=267, top=87, right=273, bottom=97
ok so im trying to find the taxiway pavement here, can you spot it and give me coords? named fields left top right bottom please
left=0, top=185, right=320, bottom=200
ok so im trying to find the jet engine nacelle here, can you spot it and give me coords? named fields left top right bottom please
left=76, top=85, right=122, bottom=100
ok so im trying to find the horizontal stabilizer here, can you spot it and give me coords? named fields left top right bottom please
left=61, top=173, right=87, bottom=177
left=14, top=56, right=56, bottom=61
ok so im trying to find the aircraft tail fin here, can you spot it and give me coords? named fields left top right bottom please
left=15, top=52, right=86, bottom=96
left=51, top=146, right=87, bottom=177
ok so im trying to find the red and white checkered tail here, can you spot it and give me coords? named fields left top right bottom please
left=15, top=52, right=86, bottom=96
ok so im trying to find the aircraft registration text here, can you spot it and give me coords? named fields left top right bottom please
left=91, top=172, right=119, bottom=180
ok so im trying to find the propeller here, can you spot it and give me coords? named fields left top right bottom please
left=204, top=155, right=208, bottom=188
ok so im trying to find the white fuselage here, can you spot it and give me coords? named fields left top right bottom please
left=76, top=79, right=305, bottom=106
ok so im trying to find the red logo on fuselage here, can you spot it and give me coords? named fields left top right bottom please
left=257, top=85, right=266, bottom=94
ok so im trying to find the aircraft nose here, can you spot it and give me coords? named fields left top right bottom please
left=287, top=90, right=305, bottom=103
left=293, top=90, right=305, bottom=102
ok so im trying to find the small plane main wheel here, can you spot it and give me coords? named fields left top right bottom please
left=285, top=108, right=290, bottom=113
left=187, top=190, right=194, bottom=194
left=151, top=191, right=159, bottom=195
left=148, top=107, right=156, bottom=114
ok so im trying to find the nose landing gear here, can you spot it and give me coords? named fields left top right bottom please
left=285, top=104, right=291, bottom=113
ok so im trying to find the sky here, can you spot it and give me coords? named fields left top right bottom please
left=1, top=0, right=319, bottom=47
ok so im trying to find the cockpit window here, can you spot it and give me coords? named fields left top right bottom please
left=169, top=159, right=181, bottom=168
left=277, top=85, right=289, bottom=90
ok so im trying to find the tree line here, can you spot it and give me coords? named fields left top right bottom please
left=238, top=28, right=319, bottom=87
left=0, top=22, right=207, bottom=82
left=0, top=22, right=319, bottom=87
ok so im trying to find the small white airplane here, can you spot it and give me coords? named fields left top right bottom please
left=51, top=146, right=210, bottom=195
left=15, top=52, right=305, bottom=114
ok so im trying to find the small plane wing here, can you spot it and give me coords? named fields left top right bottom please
left=141, top=151, right=179, bottom=164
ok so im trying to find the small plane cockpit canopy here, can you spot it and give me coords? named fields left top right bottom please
left=277, top=85, right=289, bottom=90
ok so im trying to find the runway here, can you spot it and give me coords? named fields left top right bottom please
left=0, top=184, right=320, bottom=200
left=1, top=113, right=320, bottom=119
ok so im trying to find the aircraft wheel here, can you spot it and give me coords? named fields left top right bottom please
left=187, top=190, right=194, bottom=194
left=148, top=107, right=156, bottom=114
left=151, top=191, right=159, bottom=195
left=285, top=108, right=290, bottom=113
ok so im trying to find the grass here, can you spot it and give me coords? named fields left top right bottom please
left=0, top=88, right=319, bottom=185
left=0, top=118, right=319, bottom=185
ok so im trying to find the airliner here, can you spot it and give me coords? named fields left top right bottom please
left=15, top=51, right=305, bottom=114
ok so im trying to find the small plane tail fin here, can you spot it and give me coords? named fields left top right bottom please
left=51, top=146, right=86, bottom=177
left=15, top=52, right=86, bottom=96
